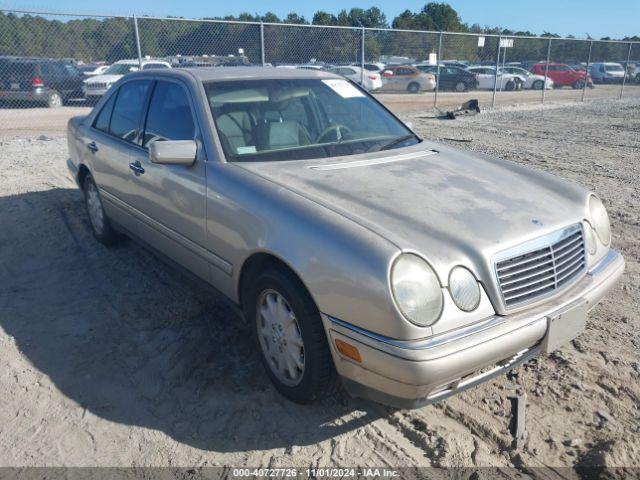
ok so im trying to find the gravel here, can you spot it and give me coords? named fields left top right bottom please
left=0, top=96, right=638, bottom=471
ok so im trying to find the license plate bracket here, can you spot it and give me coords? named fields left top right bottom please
left=542, top=300, right=587, bottom=354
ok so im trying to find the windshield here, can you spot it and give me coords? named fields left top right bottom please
left=205, top=78, right=418, bottom=162
left=103, top=63, right=136, bottom=75
left=605, top=64, right=624, bottom=72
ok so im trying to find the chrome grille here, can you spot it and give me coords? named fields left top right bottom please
left=496, top=225, right=586, bottom=308
left=86, top=82, right=108, bottom=89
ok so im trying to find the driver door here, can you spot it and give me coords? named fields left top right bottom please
left=127, top=79, right=209, bottom=281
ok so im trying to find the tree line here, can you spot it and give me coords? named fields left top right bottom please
left=1, top=3, right=638, bottom=65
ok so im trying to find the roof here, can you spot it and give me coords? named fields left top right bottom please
left=178, top=66, right=341, bottom=81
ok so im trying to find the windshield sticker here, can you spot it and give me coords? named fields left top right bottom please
left=236, top=146, right=257, bottom=154
left=322, top=79, right=365, bottom=98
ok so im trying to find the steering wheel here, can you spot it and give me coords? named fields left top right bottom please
left=316, top=124, right=352, bottom=144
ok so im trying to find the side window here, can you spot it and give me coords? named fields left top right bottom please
left=93, top=92, right=117, bottom=133
left=110, top=80, right=152, bottom=144
left=143, top=81, right=195, bottom=147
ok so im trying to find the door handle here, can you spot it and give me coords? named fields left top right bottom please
left=128, top=161, right=145, bottom=176
left=87, top=142, right=98, bottom=153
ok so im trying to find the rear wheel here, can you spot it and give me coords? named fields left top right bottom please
left=532, top=80, right=544, bottom=90
left=46, top=91, right=62, bottom=108
left=83, top=174, right=119, bottom=245
left=407, top=82, right=420, bottom=94
left=455, top=81, right=467, bottom=92
left=246, top=266, right=336, bottom=404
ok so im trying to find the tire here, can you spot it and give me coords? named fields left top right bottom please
left=407, top=82, right=420, bottom=94
left=46, top=91, right=62, bottom=108
left=83, top=174, right=119, bottom=245
left=245, top=266, right=336, bottom=404
left=532, top=80, right=544, bottom=90
left=505, top=80, right=516, bottom=91
left=635, top=74, right=640, bottom=85
left=572, top=80, right=585, bottom=89
left=455, top=81, right=467, bottom=92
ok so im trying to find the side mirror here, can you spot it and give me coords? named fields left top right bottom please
left=149, top=140, right=197, bottom=166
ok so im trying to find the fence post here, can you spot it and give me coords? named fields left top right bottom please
left=434, top=32, right=442, bottom=109
left=491, top=36, right=502, bottom=107
left=133, top=15, right=143, bottom=69
left=542, top=38, right=552, bottom=104
left=581, top=41, right=593, bottom=102
left=620, top=42, right=633, bottom=99
left=361, top=27, right=365, bottom=86
left=260, top=22, right=265, bottom=67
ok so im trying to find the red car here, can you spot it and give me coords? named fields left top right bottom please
left=531, top=63, right=593, bottom=89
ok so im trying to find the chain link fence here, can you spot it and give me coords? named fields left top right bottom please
left=0, top=8, right=639, bottom=129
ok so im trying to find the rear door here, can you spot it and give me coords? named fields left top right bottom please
left=127, top=79, right=208, bottom=281
left=84, top=79, right=153, bottom=234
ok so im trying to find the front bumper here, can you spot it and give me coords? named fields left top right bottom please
left=323, top=249, right=624, bottom=408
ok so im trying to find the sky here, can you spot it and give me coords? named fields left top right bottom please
left=3, top=0, right=639, bottom=39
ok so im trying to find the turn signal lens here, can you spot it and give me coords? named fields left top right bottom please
left=335, top=339, right=361, bottom=363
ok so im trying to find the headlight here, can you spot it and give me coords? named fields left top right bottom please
left=391, top=254, right=443, bottom=327
left=448, top=266, right=481, bottom=312
left=583, top=222, right=597, bottom=255
left=589, top=195, right=611, bottom=245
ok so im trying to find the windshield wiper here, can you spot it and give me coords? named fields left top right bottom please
left=376, top=134, right=419, bottom=151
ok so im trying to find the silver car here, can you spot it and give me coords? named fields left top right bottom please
left=67, top=68, right=624, bottom=408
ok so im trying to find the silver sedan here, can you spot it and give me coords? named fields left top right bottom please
left=67, top=67, right=624, bottom=408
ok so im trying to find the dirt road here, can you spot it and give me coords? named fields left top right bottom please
left=0, top=98, right=638, bottom=472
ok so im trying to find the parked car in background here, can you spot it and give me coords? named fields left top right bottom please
left=466, top=66, right=520, bottom=90
left=634, top=64, right=640, bottom=84
left=78, top=64, right=110, bottom=77
left=0, top=56, right=84, bottom=107
left=415, top=64, right=478, bottom=92
left=531, top=63, right=592, bottom=89
left=359, top=62, right=386, bottom=72
left=327, top=66, right=382, bottom=91
left=67, top=67, right=624, bottom=408
left=589, top=62, right=625, bottom=84
left=379, top=65, right=436, bottom=93
left=500, top=66, right=554, bottom=90
left=83, top=59, right=171, bottom=101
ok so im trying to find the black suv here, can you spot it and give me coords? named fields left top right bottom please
left=0, top=56, right=85, bottom=108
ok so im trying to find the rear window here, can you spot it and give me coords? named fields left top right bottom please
left=3, top=62, right=35, bottom=77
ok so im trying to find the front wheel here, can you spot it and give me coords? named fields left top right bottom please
left=83, top=174, right=120, bottom=245
left=246, top=267, right=336, bottom=404
left=572, top=80, right=585, bottom=89
left=532, top=80, right=544, bottom=90
left=505, top=80, right=516, bottom=91
left=455, top=81, right=467, bottom=92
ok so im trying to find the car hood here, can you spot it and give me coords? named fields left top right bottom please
left=236, top=142, right=589, bottom=295
left=84, top=74, right=123, bottom=84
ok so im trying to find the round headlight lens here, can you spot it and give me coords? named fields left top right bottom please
left=449, top=266, right=481, bottom=312
left=391, top=254, right=443, bottom=327
left=589, top=195, right=611, bottom=245
left=583, top=222, right=597, bottom=255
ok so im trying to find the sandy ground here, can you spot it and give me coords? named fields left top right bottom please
left=0, top=96, right=638, bottom=472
